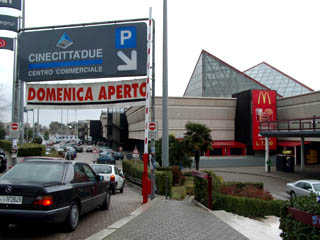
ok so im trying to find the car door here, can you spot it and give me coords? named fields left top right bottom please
left=295, top=181, right=310, bottom=196
left=73, top=163, right=92, bottom=214
left=82, top=164, right=106, bottom=210
left=115, top=167, right=124, bottom=190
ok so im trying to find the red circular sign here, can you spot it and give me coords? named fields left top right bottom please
left=0, top=39, right=7, bottom=48
left=11, top=123, right=18, bottom=131
left=149, top=122, right=156, bottom=131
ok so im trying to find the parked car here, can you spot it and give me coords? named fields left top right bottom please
left=97, top=152, right=116, bottom=165
left=0, top=153, right=6, bottom=173
left=286, top=180, right=320, bottom=199
left=86, top=146, right=93, bottom=152
left=114, top=152, right=124, bottom=160
left=0, top=159, right=111, bottom=231
left=91, top=164, right=125, bottom=194
left=75, top=145, right=83, bottom=153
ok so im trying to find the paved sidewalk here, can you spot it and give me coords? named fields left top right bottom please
left=101, top=198, right=249, bottom=240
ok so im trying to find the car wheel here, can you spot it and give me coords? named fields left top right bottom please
left=112, top=186, right=116, bottom=195
left=65, top=201, right=80, bottom=232
left=290, top=191, right=296, bottom=200
left=120, top=183, right=124, bottom=193
left=101, top=190, right=111, bottom=210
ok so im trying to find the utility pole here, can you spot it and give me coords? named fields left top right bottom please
left=162, top=0, right=169, bottom=167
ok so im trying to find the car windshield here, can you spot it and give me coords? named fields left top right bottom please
left=1, top=162, right=65, bottom=183
left=313, top=183, right=320, bottom=191
left=91, top=165, right=112, bottom=174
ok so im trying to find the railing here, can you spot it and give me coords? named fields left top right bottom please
left=260, top=116, right=320, bottom=132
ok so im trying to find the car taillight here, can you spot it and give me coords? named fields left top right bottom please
left=33, top=195, right=54, bottom=206
left=110, top=175, right=115, bottom=182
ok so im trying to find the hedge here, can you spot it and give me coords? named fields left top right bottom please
left=193, top=170, right=283, bottom=217
left=0, top=140, right=12, bottom=153
left=280, top=194, right=320, bottom=240
left=223, top=181, right=264, bottom=190
left=17, top=144, right=45, bottom=157
left=122, top=160, right=172, bottom=197
left=213, top=192, right=283, bottom=217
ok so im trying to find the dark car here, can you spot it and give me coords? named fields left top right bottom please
left=114, top=152, right=124, bottom=161
left=0, top=150, right=7, bottom=173
left=0, top=159, right=111, bottom=231
left=96, top=152, right=116, bottom=165
left=75, top=145, right=83, bottom=153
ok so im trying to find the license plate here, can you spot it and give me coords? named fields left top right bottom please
left=0, top=195, right=23, bottom=204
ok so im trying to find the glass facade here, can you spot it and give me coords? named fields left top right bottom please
left=184, top=51, right=268, bottom=97
left=245, top=62, right=313, bottom=97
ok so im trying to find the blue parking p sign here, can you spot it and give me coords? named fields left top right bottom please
left=115, top=27, right=137, bottom=49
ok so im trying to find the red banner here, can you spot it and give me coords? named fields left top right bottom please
left=251, top=90, right=277, bottom=150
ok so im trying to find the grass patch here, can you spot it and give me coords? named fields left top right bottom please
left=171, top=176, right=195, bottom=200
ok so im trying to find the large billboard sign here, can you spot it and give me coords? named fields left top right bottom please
left=26, top=79, right=146, bottom=109
left=0, top=0, right=22, bottom=10
left=0, top=37, right=13, bottom=51
left=251, top=90, right=277, bottom=150
left=0, top=14, right=18, bottom=32
left=18, top=22, right=147, bottom=82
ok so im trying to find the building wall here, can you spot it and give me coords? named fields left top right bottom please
left=126, top=96, right=236, bottom=141
left=126, top=91, right=320, bottom=143
left=277, top=90, right=320, bottom=142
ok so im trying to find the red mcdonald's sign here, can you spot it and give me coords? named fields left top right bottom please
left=252, top=90, right=277, bottom=150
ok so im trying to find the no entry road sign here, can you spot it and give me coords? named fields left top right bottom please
left=11, top=122, right=19, bottom=131
left=148, top=122, right=158, bottom=139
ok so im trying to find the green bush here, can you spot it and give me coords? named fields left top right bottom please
left=122, top=160, right=144, bottom=180
left=155, top=170, right=172, bottom=197
left=213, top=192, right=283, bottom=217
left=0, top=140, right=12, bottom=153
left=123, top=160, right=173, bottom=197
left=280, top=194, right=320, bottom=240
left=18, top=144, right=45, bottom=157
left=223, top=182, right=264, bottom=190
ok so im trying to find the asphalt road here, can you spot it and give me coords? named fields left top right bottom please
left=0, top=146, right=142, bottom=240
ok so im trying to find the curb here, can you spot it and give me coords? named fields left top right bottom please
left=85, top=197, right=160, bottom=240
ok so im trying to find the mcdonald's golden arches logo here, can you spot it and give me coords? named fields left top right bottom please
left=257, top=91, right=271, bottom=104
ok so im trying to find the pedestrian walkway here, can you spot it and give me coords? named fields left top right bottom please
left=101, top=198, right=249, bottom=240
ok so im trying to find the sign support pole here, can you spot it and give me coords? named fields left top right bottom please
left=162, top=0, right=169, bottom=167
left=142, top=8, right=152, bottom=204
left=19, top=0, right=25, bottom=144
left=150, top=18, right=156, bottom=200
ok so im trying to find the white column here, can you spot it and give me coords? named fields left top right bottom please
left=265, top=137, right=269, bottom=172
left=301, top=137, right=305, bottom=170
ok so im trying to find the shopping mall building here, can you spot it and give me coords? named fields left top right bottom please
left=124, top=50, right=320, bottom=166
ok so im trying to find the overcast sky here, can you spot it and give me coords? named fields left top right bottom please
left=0, top=0, right=320, bottom=127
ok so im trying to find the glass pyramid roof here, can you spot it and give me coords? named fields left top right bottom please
left=184, top=50, right=269, bottom=97
left=244, top=62, right=313, bottom=97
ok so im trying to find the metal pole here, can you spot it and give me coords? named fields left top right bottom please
left=37, top=108, right=39, bottom=136
left=265, top=137, right=270, bottom=172
left=32, top=108, right=34, bottom=140
left=11, top=37, right=19, bottom=166
left=162, top=0, right=169, bottom=167
left=26, top=111, right=28, bottom=143
left=301, top=137, right=305, bottom=170
left=19, top=0, right=26, bottom=144
left=150, top=19, right=156, bottom=200
left=61, top=110, right=63, bottom=135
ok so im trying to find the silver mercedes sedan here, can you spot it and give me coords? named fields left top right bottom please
left=286, top=180, right=320, bottom=199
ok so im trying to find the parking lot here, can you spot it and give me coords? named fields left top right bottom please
left=0, top=145, right=142, bottom=240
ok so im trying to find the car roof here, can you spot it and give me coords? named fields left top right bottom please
left=296, top=180, right=320, bottom=184
left=21, top=158, right=86, bottom=166
left=91, top=163, right=114, bottom=167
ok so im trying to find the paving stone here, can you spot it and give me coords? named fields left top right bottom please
left=104, top=199, right=248, bottom=240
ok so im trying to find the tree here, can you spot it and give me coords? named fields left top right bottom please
left=0, top=122, right=5, bottom=140
left=44, top=130, right=49, bottom=140
left=155, top=135, right=191, bottom=168
left=184, top=122, right=213, bottom=170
